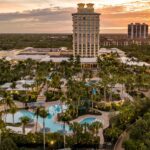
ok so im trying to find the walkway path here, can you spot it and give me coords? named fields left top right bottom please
left=114, top=123, right=134, bottom=150
left=120, top=91, right=133, bottom=101
left=37, top=83, right=47, bottom=102
left=114, top=131, right=127, bottom=150
left=98, top=111, right=110, bottom=145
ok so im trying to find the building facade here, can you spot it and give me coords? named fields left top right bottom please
left=128, top=23, right=149, bottom=39
left=72, top=3, right=100, bottom=57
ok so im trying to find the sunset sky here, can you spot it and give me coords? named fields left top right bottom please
left=0, top=0, right=149, bottom=33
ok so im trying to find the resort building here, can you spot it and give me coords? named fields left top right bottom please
left=128, top=23, right=149, bottom=39
left=72, top=3, right=100, bottom=57
left=2, top=48, right=149, bottom=68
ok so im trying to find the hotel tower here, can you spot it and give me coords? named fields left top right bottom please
left=72, top=3, right=100, bottom=57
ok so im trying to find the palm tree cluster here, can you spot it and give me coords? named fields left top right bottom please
left=97, top=54, right=150, bottom=101
left=0, top=50, right=149, bottom=149
left=68, top=121, right=103, bottom=148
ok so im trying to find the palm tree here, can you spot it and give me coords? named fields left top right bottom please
left=69, top=122, right=83, bottom=144
left=20, top=116, right=30, bottom=134
left=61, top=112, right=71, bottom=148
left=9, top=106, right=17, bottom=124
left=60, top=95, right=67, bottom=112
left=82, top=122, right=89, bottom=133
left=69, top=122, right=83, bottom=135
left=23, top=83, right=31, bottom=92
left=10, top=81, right=16, bottom=89
left=89, top=121, right=103, bottom=137
left=39, top=108, right=49, bottom=150
left=22, top=95, right=29, bottom=108
left=2, top=93, right=15, bottom=122
left=50, top=73, right=61, bottom=92
left=101, top=77, right=108, bottom=101
left=34, top=106, right=41, bottom=132
left=91, top=86, right=97, bottom=110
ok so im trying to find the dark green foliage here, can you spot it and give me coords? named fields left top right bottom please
left=0, top=137, right=18, bottom=150
left=104, top=98, right=150, bottom=144
left=118, top=44, right=150, bottom=63
left=104, top=126, right=122, bottom=143
left=45, top=91, right=62, bottom=102
left=0, top=34, right=72, bottom=50
left=123, top=112, right=150, bottom=150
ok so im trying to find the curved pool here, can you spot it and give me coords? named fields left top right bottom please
left=80, top=117, right=96, bottom=124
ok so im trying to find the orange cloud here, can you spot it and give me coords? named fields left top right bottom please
left=97, top=4, right=150, bottom=33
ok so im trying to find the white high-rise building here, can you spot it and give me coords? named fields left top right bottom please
left=72, top=3, right=100, bottom=57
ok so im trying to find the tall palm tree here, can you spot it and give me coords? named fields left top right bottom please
left=10, top=81, right=16, bottom=90
left=2, top=93, right=15, bottom=122
left=20, top=116, right=30, bottom=134
left=89, top=121, right=103, bottom=137
left=34, top=106, right=41, bottom=132
left=61, top=112, right=71, bottom=148
left=9, top=106, right=17, bottom=124
left=82, top=122, right=89, bottom=133
left=60, top=95, right=67, bottom=112
left=94, top=121, right=103, bottom=137
left=101, top=78, right=108, bottom=101
left=69, top=122, right=83, bottom=144
left=39, top=108, right=49, bottom=150
left=91, top=86, right=97, bottom=110
left=22, top=95, right=29, bottom=108
left=69, top=122, right=83, bottom=136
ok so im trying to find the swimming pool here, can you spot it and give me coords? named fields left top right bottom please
left=80, top=117, right=96, bottom=124
left=4, top=105, right=98, bottom=132
left=4, top=105, right=70, bottom=132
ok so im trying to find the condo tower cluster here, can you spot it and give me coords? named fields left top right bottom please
left=72, top=3, right=100, bottom=57
left=128, top=23, right=148, bottom=39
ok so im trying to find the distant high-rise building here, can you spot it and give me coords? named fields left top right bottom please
left=72, top=3, right=100, bottom=57
left=128, top=23, right=149, bottom=39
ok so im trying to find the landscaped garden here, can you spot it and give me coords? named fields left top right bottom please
left=0, top=54, right=150, bottom=149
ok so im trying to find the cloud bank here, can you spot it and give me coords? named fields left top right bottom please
left=0, top=0, right=149, bottom=33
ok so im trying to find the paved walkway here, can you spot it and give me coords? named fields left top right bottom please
left=114, top=132, right=126, bottom=150
left=114, top=123, right=134, bottom=150
left=98, top=111, right=110, bottom=145
left=37, top=83, right=47, bottom=102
